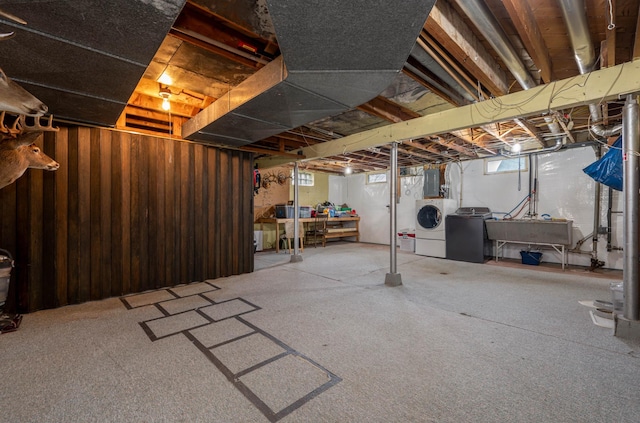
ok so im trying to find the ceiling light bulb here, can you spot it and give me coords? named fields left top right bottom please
left=512, top=143, right=521, bottom=153
left=161, top=97, right=170, bottom=111
left=158, top=73, right=173, bottom=86
left=344, top=166, right=352, bottom=175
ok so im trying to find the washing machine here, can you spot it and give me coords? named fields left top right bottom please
left=415, top=198, right=458, bottom=258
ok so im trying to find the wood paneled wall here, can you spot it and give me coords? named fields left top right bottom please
left=0, top=127, right=254, bottom=313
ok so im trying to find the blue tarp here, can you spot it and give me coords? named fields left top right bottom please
left=583, top=136, right=623, bottom=191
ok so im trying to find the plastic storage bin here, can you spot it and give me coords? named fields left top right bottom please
left=520, top=250, right=542, bottom=265
left=299, top=206, right=312, bottom=218
left=275, top=205, right=294, bottom=218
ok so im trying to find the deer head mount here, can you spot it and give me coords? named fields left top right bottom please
left=0, top=8, right=59, bottom=190
left=0, top=8, right=48, bottom=115
left=0, top=112, right=60, bottom=190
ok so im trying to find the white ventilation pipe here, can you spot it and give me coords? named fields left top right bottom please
left=557, top=0, right=622, bottom=138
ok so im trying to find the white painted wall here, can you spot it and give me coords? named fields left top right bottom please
left=329, top=145, right=624, bottom=270
left=328, top=171, right=422, bottom=245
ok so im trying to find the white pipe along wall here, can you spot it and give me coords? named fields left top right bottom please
left=329, top=145, right=624, bottom=270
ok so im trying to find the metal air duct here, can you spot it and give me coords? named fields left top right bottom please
left=557, top=0, right=622, bottom=138
left=451, top=0, right=537, bottom=90
left=451, top=0, right=563, bottom=144
left=182, top=0, right=436, bottom=147
left=182, top=0, right=435, bottom=146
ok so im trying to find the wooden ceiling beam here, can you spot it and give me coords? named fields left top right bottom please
left=417, top=34, right=480, bottom=102
left=173, top=2, right=272, bottom=64
left=403, top=140, right=450, bottom=159
left=121, top=105, right=177, bottom=124
left=397, top=146, right=440, bottom=162
left=450, top=129, right=498, bottom=155
left=424, top=0, right=508, bottom=96
left=402, top=66, right=461, bottom=106
left=428, top=136, right=478, bottom=158
left=239, top=145, right=305, bottom=159
left=513, top=118, right=546, bottom=147
left=127, top=92, right=199, bottom=118
left=357, top=96, right=421, bottom=123
left=480, top=123, right=516, bottom=148
left=169, top=29, right=261, bottom=69
left=421, top=32, right=490, bottom=100
left=502, top=0, right=554, bottom=84
left=258, top=61, right=640, bottom=168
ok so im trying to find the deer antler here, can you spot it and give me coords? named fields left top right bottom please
left=14, top=114, right=59, bottom=133
left=1, top=112, right=59, bottom=142
left=0, top=8, right=27, bottom=40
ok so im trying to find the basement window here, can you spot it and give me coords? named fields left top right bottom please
left=484, top=157, right=528, bottom=174
left=367, top=172, right=387, bottom=184
left=291, top=171, right=314, bottom=186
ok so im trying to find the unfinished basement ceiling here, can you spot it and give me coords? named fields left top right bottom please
left=1, top=0, right=638, bottom=175
left=0, top=0, right=185, bottom=126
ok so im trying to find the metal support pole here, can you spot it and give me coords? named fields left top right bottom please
left=385, top=142, right=402, bottom=286
left=291, top=162, right=303, bottom=263
left=623, top=94, right=639, bottom=320
left=592, top=144, right=601, bottom=263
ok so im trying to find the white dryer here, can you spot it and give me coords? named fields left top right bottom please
left=415, top=198, right=457, bottom=257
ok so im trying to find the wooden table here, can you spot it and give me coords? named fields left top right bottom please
left=256, top=216, right=360, bottom=253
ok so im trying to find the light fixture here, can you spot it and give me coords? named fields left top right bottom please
left=344, top=166, right=352, bottom=175
left=512, top=142, right=521, bottom=153
left=159, top=84, right=171, bottom=111
left=158, top=73, right=173, bottom=86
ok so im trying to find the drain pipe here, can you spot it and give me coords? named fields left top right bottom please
left=557, top=0, right=622, bottom=138
left=385, top=142, right=402, bottom=287
left=499, top=139, right=563, bottom=157
left=622, top=94, right=639, bottom=320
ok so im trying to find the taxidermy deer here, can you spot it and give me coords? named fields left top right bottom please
left=0, top=113, right=59, bottom=190
left=0, top=8, right=58, bottom=189
left=0, top=9, right=48, bottom=116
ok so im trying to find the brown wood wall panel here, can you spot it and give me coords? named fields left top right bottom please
left=99, top=131, right=112, bottom=299
left=0, top=127, right=254, bottom=313
left=54, top=128, right=69, bottom=307
left=42, top=133, right=57, bottom=309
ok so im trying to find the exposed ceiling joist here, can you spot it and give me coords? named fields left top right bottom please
left=502, top=0, right=554, bottom=84
left=258, top=60, right=640, bottom=168
left=424, top=0, right=508, bottom=95
left=357, top=96, right=421, bottom=122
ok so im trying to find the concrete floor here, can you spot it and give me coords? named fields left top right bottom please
left=1, top=243, right=638, bottom=423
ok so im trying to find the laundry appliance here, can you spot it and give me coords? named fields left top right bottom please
left=415, top=198, right=458, bottom=258
left=445, top=207, right=492, bottom=263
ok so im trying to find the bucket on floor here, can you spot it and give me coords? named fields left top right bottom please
left=0, top=249, right=14, bottom=310
left=610, top=282, right=624, bottom=315
left=520, top=250, right=542, bottom=266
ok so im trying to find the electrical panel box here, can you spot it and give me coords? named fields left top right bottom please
left=423, top=169, right=440, bottom=198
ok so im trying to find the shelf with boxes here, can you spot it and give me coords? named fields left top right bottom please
left=324, top=217, right=360, bottom=241
left=256, top=215, right=360, bottom=253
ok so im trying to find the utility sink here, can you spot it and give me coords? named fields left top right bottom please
left=485, top=219, right=573, bottom=245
